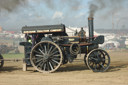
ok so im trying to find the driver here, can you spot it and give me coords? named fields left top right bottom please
left=78, top=27, right=86, bottom=42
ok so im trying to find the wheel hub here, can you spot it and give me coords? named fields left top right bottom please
left=44, top=54, right=49, bottom=59
left=43, top=54, right=50, bottom=61
left=96, top=57, right=103, bottom=64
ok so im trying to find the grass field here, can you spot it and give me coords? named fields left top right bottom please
left=2, top=53, right=24, bottom=58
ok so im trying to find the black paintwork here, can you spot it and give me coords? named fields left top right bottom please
left=20, top=24, right=104, bottom=66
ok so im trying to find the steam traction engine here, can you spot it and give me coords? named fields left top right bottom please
left=20, top=18, right=110, bottom=73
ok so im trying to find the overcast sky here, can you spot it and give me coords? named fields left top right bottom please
left=0, top=0, right=128, bottom=31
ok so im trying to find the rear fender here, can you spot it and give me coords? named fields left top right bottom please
left=19, top=42, right=32, bottom=46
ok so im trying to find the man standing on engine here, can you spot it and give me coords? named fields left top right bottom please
left=78, top=27, right=86, bottom=42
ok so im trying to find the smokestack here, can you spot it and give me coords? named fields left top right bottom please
left=88, top=17, right=94, bottom=41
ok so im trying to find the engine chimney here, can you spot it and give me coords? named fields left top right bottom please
left=88, top=17, right=94, bottom=41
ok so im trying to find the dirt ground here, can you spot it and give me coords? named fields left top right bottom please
left=0, top=50, right=128, bottom=85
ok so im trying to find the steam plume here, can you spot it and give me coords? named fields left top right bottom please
left=61, top=0, right=81, bottom=11
left=0, top=0, right=82, bottom=12
left=89, top=0, right=127, bottom=17
left=43, top=0, right=55, bottom=9
left=0, top=0, right=27, bottom=12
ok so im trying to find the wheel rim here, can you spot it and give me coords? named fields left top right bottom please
left=30, top=41, right=63, bottom=73
left=86, top=49, right=110, bottom=72
left=0, top=54, right=4, bottom=68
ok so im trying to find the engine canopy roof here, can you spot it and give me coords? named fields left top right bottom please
left=22, top=24, right=65, bottom=34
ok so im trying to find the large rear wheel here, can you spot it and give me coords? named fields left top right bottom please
left=86, top=49, right=110, bottom=72
left=30, top=41, right=63, bottom=73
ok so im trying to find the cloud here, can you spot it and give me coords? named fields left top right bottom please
left=75, top=12, right=85, bottom=18
left=52, top=11, right=63, bottom=19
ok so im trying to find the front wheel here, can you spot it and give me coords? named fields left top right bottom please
left=0, top=54, right=4, bottom=68
left=86, top=49, right=110, bottom=72
left=30, top=41, right=63, bottom=73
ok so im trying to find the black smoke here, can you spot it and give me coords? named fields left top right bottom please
left=0, top=0, right=28, bottom=12
left=88, top=0, right=127, bottom=17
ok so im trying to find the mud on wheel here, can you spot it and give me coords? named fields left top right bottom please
left=0, top=54, right=4, bottom=68
left=86, top=49, right=110, bottom=72
left=30, top=41, right=63, bottom=73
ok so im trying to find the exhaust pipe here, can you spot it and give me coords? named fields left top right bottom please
left=88, top=17, right=94, bottom=41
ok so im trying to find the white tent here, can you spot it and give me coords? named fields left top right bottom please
left=66, top=27, right=99, bottom=37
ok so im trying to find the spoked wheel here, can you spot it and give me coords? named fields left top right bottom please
left=0, top=54, right=4, bottom=68
left=86, top=49, right=110, bottom=72
left=30, top=41, right=63, bottom=73
left=84, top=54, right=87, bottom=66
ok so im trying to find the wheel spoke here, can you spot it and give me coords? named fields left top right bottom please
left=32, top=58, right=40, bottom=60
left=49, top=62, right=53, bottom=70
left=100, top=52, right=104, bottom=57
left=40, top=62, right=45, bottom=70
left=48, top=46, right=53, bottom=54
left=50, top=51, right=59, bottom=56
left=53, top=54, right=60, bottom=57
left=104, top=63, right=109, bottom=65
left=92, top=62, right=95, bottom=67
left=52, top=59, right=59, bottom=64
left=39, top=44, right=43, bottom=50
left=102, top=59, right=108, bottom=61
left=94, top=64, right=97, bottom=70
left=92, top=52, right=96, bottom=56
left=33, top=50, right=41, bottom=54
left=53, top=57, right=60, bottom=60
left=46, top=62, right=50, bottom=71
left=89, top=62, right=94, bottom=67
left=43, top=63, right=46, bottom=71
left=47, top=43, right=50, bottom=51
left=36, top=61, right=43, bottom=67
left=44, top=45, right=47, bottom=54
left=97, top=51, right=101, bottom=59
left=36, top=58, right=43, bottom=63
left=50, top=60, right=57, bottom=66
left=39, top=49, right=45, bottom=55
left=35, top=54, right=44, bottom=57
left=89, top=57, right=98, bottom=61
left=50, top=47, right=57, bottom=54
left=104, top=53, right=108, bottom=56
left=39, top=44, right=45, bottom=53
left=96, top=52, right=99, bottom=58
left=99, top=64, right=105, bottom=69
